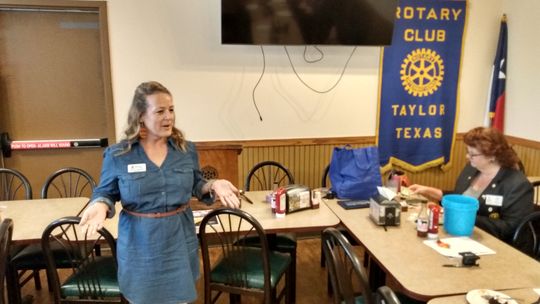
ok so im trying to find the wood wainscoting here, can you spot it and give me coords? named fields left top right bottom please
left=196, top=135, right=540, bottom=194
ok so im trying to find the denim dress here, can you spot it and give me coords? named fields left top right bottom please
left=90, top=139, right=213, bottom=304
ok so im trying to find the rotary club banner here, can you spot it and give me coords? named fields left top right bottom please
left=377, top=0, right=467, bottom=172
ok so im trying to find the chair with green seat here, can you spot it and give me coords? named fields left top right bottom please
left=11, top=167, right=98, bottom=299
left=199, top=207, right=292, bottom=304
left=243, top=161, right=297, bottom=301
left=41, top=216, right=126, bottom=303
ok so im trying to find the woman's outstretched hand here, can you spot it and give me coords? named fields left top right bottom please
left=79, top=202, right=109, bottom=236
left=211, top=179, right=240, bottom=209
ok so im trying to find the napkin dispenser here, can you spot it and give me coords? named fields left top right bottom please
left=283, top=185, right=312, bottom=213
left=369, top=194, right=401, bottom=226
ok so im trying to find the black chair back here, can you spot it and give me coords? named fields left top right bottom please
left=0, top=218, right=13, bottom=304
left=531, top=180, right=540, bottom=209
left=374, top=286, right=401, bottom=304
left=512, top=211, right=540, bottom=260
left=244, top=161, right=294, bottom=191
left=41, top=216, right=124, bottom=303
left=0, top=168, right=32, bottom=200
left=41, top=167, right=96, bottom=198
left=322, top=164, right=331, bottom=188
left=322, top=227, right=374, bottom=304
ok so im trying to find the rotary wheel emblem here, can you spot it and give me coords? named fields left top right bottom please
left=400, top=48, right=444, bottom=97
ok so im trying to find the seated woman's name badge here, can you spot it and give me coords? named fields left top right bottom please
left=484, top=194, right=503, bottom=207
left=128, top=163, right=146, bottom=173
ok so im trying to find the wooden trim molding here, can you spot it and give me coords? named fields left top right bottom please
left=195, top=134, right=540, bottom=191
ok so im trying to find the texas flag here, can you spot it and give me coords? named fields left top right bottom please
left=485, top=15, right=507, bottom=132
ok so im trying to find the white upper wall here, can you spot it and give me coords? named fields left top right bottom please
left=103, top=0, right=538, bottom=142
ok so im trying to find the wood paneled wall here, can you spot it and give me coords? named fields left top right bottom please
left=198, top=135, right=540, bottom=192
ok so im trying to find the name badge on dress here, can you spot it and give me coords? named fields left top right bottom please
left=127, top=163, right=146, bottom=173
left=484, top=194, right=503, bottom=207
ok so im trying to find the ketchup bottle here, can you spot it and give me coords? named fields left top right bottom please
left=427, top=204, right=440, bottom=239
left=275, top=187, right=287, bottom=218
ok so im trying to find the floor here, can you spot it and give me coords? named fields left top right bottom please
left=19, top=237, right=337, bottom=304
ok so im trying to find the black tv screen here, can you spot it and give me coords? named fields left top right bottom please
left=221, top=0, right=398, bottom=46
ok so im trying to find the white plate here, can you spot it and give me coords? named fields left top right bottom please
left=466, top=289, right=518, bottom=304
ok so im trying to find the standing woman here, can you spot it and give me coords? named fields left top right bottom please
left=409, top=126, right=533, bottom=243
left=79, top=81, right=240, bottom=303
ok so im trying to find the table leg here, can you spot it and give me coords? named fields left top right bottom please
left=367, top=255, right=386, bottom=291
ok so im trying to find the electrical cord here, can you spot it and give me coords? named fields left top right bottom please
left=252, top=45, right=265, bottom=121
left=284, top=45, right=357, bottom=94
left=303, top=45, right=324, bottom=63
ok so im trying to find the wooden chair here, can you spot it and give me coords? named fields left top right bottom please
left=0, top=168, right=32, bottom=201
left=512, top=210, right=540, bottom=260
left=41, top=216, right=126, bottom=303
left=243, top=161, right=297, bottom=300
left=41, top=167, right=96, bottom=198
left=322, top=227, right=402, bottom=304
left=199, top=208, right=292, bottom=304
left=0, top=218, right=13, bottom=304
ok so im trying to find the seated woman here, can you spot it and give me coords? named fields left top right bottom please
left=410, top=126, right=534, bottom=243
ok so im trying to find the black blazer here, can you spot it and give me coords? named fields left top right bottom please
left=453, top=164, right=533, bottom=243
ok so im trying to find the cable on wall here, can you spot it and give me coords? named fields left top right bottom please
left=252, top=45, right=265, bottom=121
left=303, top=45, right=324, bottom=63
left=284, top=46, right=357, bottom=94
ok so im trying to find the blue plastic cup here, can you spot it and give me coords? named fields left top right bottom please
left=441, top=194, right=479, bottom=236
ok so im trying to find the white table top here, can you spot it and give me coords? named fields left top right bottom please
left=427, top=288, right=540, bottom=304
left=323, top=198, right=540, bottom=301
left=0, top=197, right=89, bottom=243
left=100, top=191, right=340, bottom=237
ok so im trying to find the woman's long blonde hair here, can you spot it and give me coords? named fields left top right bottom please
left=118, top=81, right=186, bottom=154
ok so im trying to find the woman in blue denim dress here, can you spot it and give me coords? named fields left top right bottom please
left=79, top=81, right=240, bottom=303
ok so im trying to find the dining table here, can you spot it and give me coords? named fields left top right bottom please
left=0, top=197, right=91, bottom=304
left=0, top=197, right=90, bottom=244
left=426, top=287, right=540, bottom=304
left=102, top=190, right=341, bottom=237
left=323, top=198, right=540, bottom=302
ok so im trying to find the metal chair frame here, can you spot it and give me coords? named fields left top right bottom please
left=244, top=161, right=294, bottom=191
left=0, top=218, right=14, bottom=304
left=531, top=180, right=540, bottom=209
left=41, top=216, right=126, bottom=303
left=199, top=208, right=292, bottom=304
left=0, top=168, right=32, bottom=201
left=512, top=210, right=540, bottom=260
left=322, top=227, right=374, bottom=304
left=41, top=167, right=96, bottom=199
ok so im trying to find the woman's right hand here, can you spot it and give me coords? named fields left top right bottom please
left=79, top=202, right=109, bottom=236
left=408, top=184, right=427, bottom=195
left=408, top=184, right=443, bottom=202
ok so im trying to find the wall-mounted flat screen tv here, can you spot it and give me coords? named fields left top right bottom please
left=221, top=0, right=398, bottom=46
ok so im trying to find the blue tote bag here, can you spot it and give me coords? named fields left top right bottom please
left=329, top=146, right=382, bottom=200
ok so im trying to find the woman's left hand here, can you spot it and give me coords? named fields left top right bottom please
left=211, top=179, right=240, bottom=208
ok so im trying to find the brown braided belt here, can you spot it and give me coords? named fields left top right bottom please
left=123, top=204, right=189, bottom=218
